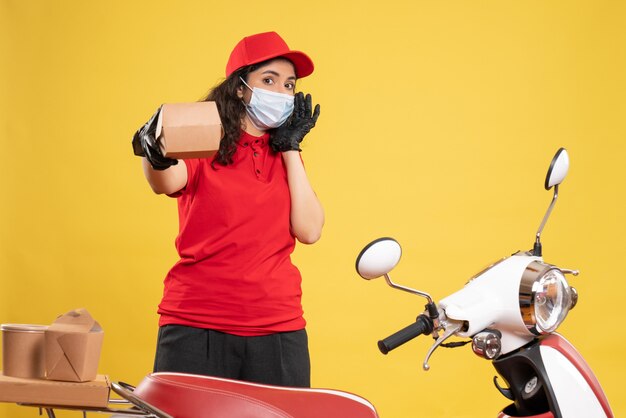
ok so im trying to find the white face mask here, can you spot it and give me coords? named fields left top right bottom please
left=240, top=77, right=294, bottom=130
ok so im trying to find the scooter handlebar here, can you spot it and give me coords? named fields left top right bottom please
left=378, top=315, right=434, bottom=354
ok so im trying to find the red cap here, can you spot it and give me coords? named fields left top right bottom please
left=225, top=32, right=314, bottom=79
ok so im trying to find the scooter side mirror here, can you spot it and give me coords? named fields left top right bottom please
left=355, top=238, right=402, bottom=280
left=545, top=148, right=569, bottom=190
left=533, top=147, right=570, bottom=256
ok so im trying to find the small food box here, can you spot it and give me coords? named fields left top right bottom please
left=44, top=308, right=104, bottom=382
left=156, top=101, right=224, bottom=159
left=1, top=324, right=48, bottom=379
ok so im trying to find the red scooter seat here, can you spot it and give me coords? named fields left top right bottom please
left=132, top=372, right=379, bottom=418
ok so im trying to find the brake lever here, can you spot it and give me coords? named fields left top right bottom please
left=423, top=320, right=464, bottom=371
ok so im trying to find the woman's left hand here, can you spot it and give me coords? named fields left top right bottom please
left=270, top=92, right=320, bottom=152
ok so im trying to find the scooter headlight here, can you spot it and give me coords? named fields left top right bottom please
left=534, top=269, right=572, bottom=332
left=520, top=262, right=574, bottom=335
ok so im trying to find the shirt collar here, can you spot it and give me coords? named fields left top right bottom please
left=238, top=130, right=270, bottom=149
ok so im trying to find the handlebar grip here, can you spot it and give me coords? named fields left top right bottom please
left=378, top=315, right=433, bottom=355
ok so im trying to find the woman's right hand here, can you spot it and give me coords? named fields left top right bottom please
left=132, top=106, right=179, bottom=170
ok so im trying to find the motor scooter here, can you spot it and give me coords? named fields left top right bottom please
left=355, top=148, right=614, bottom=418
left=10, top=148, right=611, bottom=418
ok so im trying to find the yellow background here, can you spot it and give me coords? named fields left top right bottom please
left=1, top=1, right=625, bottom=417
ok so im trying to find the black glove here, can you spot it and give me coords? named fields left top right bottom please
left=132, top=106, right=178, bottom=171
left=270, top=92, right=320, bottom=152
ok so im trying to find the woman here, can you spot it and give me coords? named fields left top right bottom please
left=133, top=31, right=323, bottom=388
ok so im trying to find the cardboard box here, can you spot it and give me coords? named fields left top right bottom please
left=0, top=373, right=110, bottom=408
left=1, top=324, right=48, bottom=379
left=45, top=309, right=104, bottom=382
left=156, top=101, right=223, bottom=159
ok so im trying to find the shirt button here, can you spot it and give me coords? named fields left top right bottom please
left=253, top=152, right=259, bottom=157
left=256, top=169, right=261, bottom=174
left=244, top=142, right=249, bottom=147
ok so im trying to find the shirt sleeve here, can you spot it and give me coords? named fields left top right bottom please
left=167, top=158, right=200, bottom=198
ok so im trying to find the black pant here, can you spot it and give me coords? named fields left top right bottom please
left=154, top=325, right=310, bottom=387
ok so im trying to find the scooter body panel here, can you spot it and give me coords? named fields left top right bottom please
left=540, top=334, right=613, bottom=418
left=493, top=334, right=612, bottom=418
left=439, top=254, right=539, bottom=354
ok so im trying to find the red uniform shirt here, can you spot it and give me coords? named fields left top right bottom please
left=157, top=131, right=305, bottom=336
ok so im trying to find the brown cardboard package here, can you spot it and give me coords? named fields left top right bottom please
left=44, top=309, right=104, bottom=382
left=0, top=373, right=110, bottom=407
left=157, top=101, right=223, bottom=159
